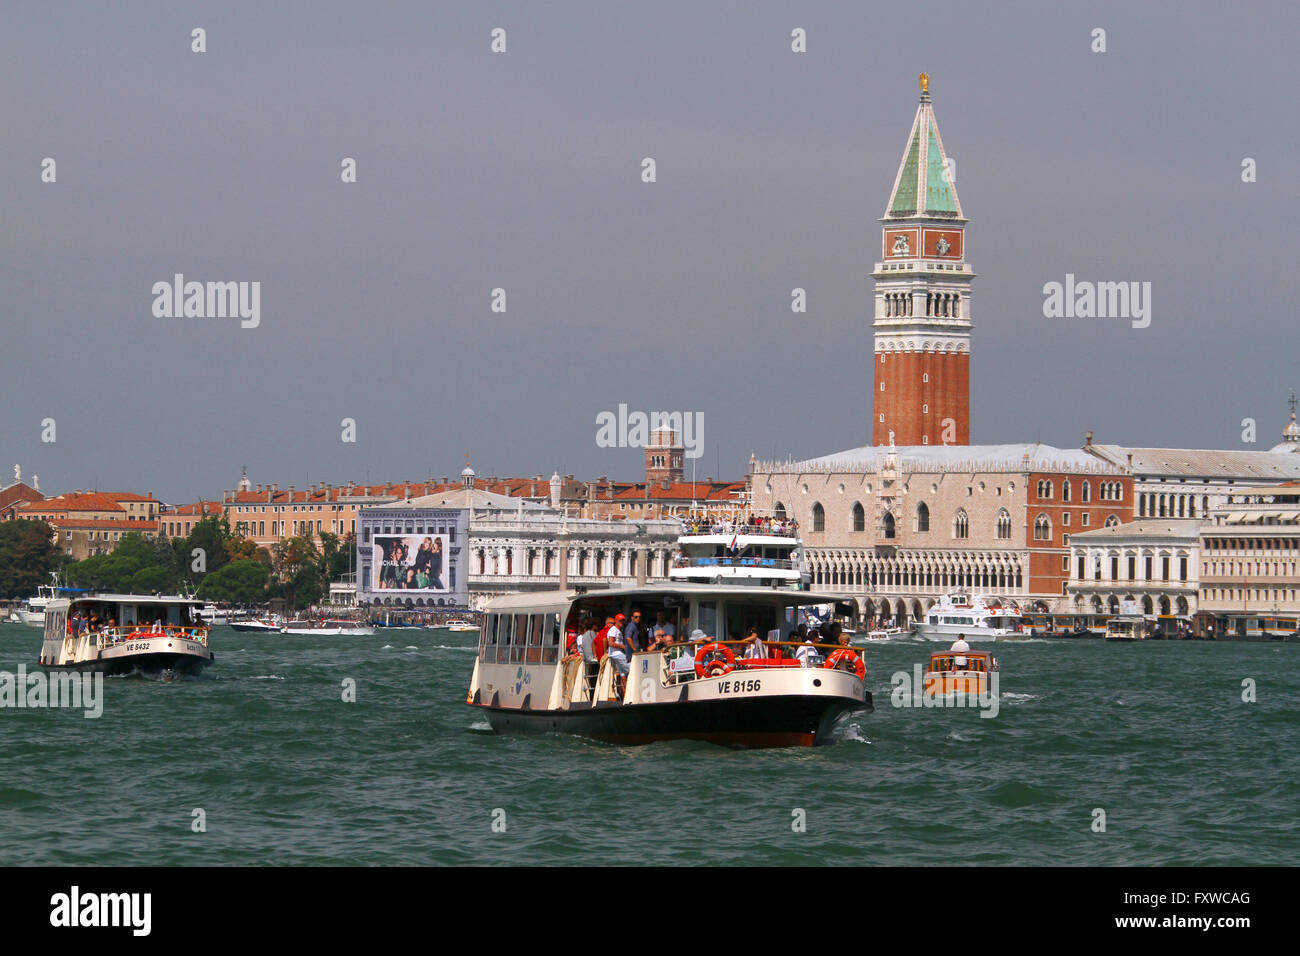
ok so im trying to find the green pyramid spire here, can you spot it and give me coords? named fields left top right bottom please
left=883, top=77, right=964, bottom=221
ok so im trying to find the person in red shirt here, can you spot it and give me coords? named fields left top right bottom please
left=594, top=616, right=613, bottom=660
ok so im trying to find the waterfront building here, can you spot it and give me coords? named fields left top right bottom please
left=17, top=491, right=162, bottom=559
left=159, top=500, right=224, bottom=539
left=749, top=441, right=1131, bottom=621
left=1083, top=423, right=1300, bottom=522
left=0, top=471, right=43, bottom=522
left=1065, top=519, right=1202, bottom=618
left=355, top=486, right=680, bottom=608
left=1196, top=482, right=1300, bottom=635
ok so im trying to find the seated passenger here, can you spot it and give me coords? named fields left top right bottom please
left=648, top=627, right=673, bottom=652
left=740, top=625, right=767, bottom=659
left=794, top=632, right=820, bottom=666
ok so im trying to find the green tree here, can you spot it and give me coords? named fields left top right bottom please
left=272, top=535, right=323, bottom=609
left=184, top=515, right=233, bottom=577
left=197, top=559, right=270, bottom=604
left=0, top=520, right=66, bottom=599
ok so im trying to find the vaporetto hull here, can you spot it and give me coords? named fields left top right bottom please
left=479, top=693, right=863, bottom=747
left=43, top=635, right=213, bottom=677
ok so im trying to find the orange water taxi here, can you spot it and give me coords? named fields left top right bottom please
left=922, top=648, right=998, bottom=696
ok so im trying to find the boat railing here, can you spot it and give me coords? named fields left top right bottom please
left=672, top=557, right=797, bottom=570
left=92, top=624, right=210, bottom=646
left=679, top=523, right=799, bottom=538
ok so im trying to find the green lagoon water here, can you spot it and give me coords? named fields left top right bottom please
left=0, top=621, right=1295, bottom=866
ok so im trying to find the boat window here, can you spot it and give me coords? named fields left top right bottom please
left=696, top=601, right=718, bottom=641
left=528, top=614, right=543, bottom=646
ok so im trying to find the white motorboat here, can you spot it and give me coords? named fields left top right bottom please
left=914, top=594, right=1024, bottom=642
left=9, top=574, right=72, bottom=627
left=196, top=603, right=229, bottom=626
left=853, top=626, right=907, bottom=644
left=229, top=617, right=283, bottom=633
left=281, top=619, right=376, bottom=636
left=442, top=619, right=480, bottom=632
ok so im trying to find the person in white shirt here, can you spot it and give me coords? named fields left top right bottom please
left=950, top=633, right=971, bottom=653
left=607, top=614, right=630, bottom=675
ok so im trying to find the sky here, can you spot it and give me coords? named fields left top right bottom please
left=3, top=1, right=1298, bottom=503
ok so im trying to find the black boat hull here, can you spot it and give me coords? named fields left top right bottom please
left=474, top=692, right=871, bottom=748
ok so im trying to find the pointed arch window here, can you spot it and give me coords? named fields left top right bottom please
left=773, top=502, right=787, bottom=521
left=1062, top=480, right=1071, bottom=503
left=1034, top=513, right=1052, bottom=541
left=883, top=512, right=896, bottom=539
left=953, top=509, right=969, bottom=539
left=916, top=502, right=930, bottom=533
left=852, top=502, right=865, bottom=532
left=996, top=508, right=1012, bottom=539
left=812, top=502, right=825, bottom=533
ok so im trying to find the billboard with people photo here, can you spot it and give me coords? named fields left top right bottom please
left=371, top=534, right=449, bottom=592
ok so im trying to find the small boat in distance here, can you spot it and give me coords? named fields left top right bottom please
left=1104, top=615, right=1147, bottom=642
left=854, top=626, right=907, bottom=644
left=467, top=583, right=871, bottom=748
left=914, top=594, right=1024, bottom=642
left=281, top=619, right=376, bottom=636
left=39, top=593, right=213, bottom=676
left=229, top=617, right=283, bottom=633
left=7, top=573, right=78, bottom=627
left=923, top=647, right=998, bottom=697
left=442, top=619, right=479, bottom=632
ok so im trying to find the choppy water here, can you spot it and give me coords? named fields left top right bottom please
left=0, top=622, right=1295, bottom=865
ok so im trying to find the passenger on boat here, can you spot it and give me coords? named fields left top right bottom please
left=794, top=631, right=820, bottom=666
left=607, top=615, right=630, bottom=676
left=625, top=609, right=643, bottom=652
left=595, top=616, right=613, bottom=660
left=740, top=625, right=767, bottom=659
left=653, top=610, right=675, bottom=641
left=950, top=634, right=971, bottom=653
left=647, top=627, right=672, bottom=652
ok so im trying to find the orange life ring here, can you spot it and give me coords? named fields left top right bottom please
left=694, top=641, right=736, bottom=679
left=823, top=648, right=866, bottom=680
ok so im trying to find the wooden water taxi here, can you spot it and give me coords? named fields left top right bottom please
left=466, top=584, right=871, bottom=748
left=922, top=648, right=998, bottom=696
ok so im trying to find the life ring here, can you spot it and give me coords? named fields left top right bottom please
left=824, top=648, right=866, bottom=680
left=694, top=641, right=735, bottom=679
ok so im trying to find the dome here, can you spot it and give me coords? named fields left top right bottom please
left=461, top=464, right=476, bottom=477
left=1284, top=414, right=1300, bottom=442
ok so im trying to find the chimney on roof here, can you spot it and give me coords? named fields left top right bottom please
left=1085, top=431, right=1094, bottom=448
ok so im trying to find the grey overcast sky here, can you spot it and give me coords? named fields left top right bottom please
left=3, top=1, right=1298, bottom=503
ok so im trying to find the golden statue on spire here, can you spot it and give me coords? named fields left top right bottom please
left=919, top=72, right=930, bottom=95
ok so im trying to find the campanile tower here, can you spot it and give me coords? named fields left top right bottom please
left=871, top=74, right=973, bottom=446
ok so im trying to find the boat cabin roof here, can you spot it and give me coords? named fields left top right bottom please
left=51, top=593, right=203, bottom=610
